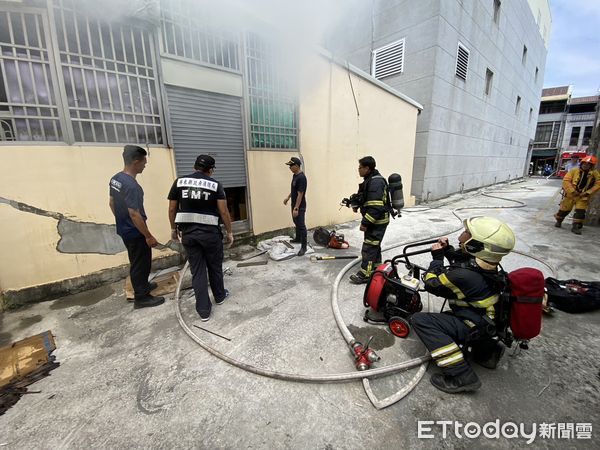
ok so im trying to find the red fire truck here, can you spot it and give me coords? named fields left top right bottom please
left=556, top=151, right=588, bottom=178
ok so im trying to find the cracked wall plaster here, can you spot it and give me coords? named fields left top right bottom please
left=1, top=196, right=125, bottom=255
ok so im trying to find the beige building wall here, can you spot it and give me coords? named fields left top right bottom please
left=247, top=53, right=419, bottom=235
left=1, top=55, right=419, bottom=294
left=0, top=146, right=176, bottom=293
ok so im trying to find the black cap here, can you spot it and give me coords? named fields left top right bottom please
left=285, top=157, right=302, bottom=167
left=195, top=154, right=216, bottom=170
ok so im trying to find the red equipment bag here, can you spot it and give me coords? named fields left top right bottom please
left=507, top=268, right=544, bottom=340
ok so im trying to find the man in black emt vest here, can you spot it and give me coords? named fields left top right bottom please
left=168, top=155, right=234, bottom=322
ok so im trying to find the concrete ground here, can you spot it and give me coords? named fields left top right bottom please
left=1, top=178, right=599, bottom=449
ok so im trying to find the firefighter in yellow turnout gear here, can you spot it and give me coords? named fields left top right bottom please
left=410, top=217, right=515, bottom=394
left=554, top=155, right=600, bottom=235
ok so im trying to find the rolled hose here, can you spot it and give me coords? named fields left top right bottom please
left=174, top=182, right=558, bottom=405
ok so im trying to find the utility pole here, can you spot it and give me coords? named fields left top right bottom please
left=584, top=94, right=600, bottom=226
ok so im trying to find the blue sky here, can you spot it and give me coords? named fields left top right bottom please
left=543, top=0, right=600, bottom=97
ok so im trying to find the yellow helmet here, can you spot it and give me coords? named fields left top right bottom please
left=462, top=217, right=515, bottom=264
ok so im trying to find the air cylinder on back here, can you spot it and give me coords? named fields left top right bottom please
left=388, top=173, right=404, bottom=211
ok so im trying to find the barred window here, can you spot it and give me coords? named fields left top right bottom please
left=245, top=33, right=297, bottom=149
left=160, top=0, right=240, bottom=71
left=0, top=10, right=63, bottom=141
left=53, top=0, right=162, bottom=144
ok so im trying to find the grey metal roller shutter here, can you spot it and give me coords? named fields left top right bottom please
left=166, top=85, right=246, bottom=188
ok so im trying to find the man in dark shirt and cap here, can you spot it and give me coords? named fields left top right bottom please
left=168, top=155, right=234, bottom=322
left=283, top=156, right=308, bottom=256
left=109, top=145, right=164, bottom=309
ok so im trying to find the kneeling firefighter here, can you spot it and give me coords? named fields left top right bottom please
left=554, top=155, right=600, bottom=235
left=410, top=217, right=515, bottom=394
left=347, top=156, right=394, bottom=284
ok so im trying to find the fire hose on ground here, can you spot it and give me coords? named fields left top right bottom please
left=174, top=181, right=559, bottom=408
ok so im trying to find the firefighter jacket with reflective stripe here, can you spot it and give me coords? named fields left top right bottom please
left=562, top=168, right=600, bottom=196
left=358, top=170, right=390, bottom=227
left=423, top=252, right=503, bottom=320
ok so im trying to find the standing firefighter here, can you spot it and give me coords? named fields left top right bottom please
left=349, top=156, right=391, bottom=284
left=554, top=155, right=600, bottom=235
left=410, top=217, right=515, bottom=393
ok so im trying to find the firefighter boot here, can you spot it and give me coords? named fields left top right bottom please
left=297, top=236, right=307, bottom=256
left=571, top=223, right=582, bottom=235
left=430, top=370, right=481, bottom=394
left=554, top=219, right=562, bottom=228
left=349, top=272, right=369, bottom=284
